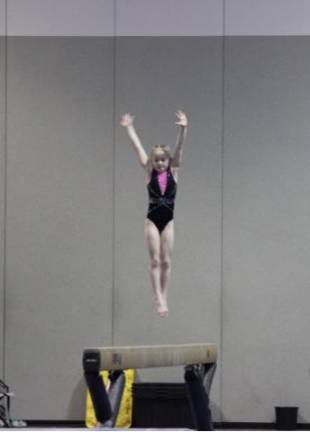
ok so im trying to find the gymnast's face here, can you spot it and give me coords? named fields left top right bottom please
left=152, top=151, right=170, bottom=173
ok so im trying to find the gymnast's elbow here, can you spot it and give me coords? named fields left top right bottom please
left=140, top=157, right=149, bottom=169
left=171, top=159, right=181, bottom=168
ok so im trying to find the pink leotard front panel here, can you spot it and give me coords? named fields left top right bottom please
left=157, top=170, right=168, bottom=195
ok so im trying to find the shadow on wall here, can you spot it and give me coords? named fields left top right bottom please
left=67, top=378, right=87, bottom=420
left=210, top=402, right=222, bottom=423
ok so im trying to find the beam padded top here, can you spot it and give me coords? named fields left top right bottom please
left=84, top=343, right=217, bottom=370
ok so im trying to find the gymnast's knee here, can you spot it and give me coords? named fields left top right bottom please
left=150, top=256, right=160, bottom=270
left=161, top=258, right=171, bottom=271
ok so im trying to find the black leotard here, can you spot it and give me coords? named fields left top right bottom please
left=147, top=168, right=177, bottom=233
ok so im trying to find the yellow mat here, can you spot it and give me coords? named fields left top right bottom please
left=85, top=369, right=135, bottom=428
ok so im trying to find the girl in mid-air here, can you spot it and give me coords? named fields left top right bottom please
left=120, top=110, right=188, bottom=316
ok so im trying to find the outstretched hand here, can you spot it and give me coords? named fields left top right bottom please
left=175, top=110, right=188, bottom=127
left=120, top=113, right=135, bottom=127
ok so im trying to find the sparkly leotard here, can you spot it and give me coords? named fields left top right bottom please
left=147, top=168, right=177, bottom=233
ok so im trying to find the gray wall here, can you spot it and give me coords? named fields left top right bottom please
left=5, top=37, right=115, bottom=419
left=223, top=36, right=310, bottom=423
left=1, top=33, right=310, bottom=423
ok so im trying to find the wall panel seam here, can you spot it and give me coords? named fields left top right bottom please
left=111, top=0, right=116, bottom=346
left=2, top=0, right=8, bottom=380
left=219, top=0, right=226, bottom=422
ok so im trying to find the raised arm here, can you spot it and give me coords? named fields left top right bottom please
left=171, top=110, right=188, bottom=167
left=120, top=113, right=148, bottom=168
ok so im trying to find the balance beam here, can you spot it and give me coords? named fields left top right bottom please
left=83, top=343, right=217, bottom=430
left=84, top=343, right=217, bottom=371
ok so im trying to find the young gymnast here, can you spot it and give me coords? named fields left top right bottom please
left=120, top=110, right=188, bottom=316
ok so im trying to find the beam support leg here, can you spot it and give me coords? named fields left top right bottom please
left=83, top=349, right=112, bottom=424
left=184, top=363, right=216, bottom=430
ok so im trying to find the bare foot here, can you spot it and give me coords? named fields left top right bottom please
left=153, top=293, right=169, bottom=316
left=157, top=304, right=169, bottom=317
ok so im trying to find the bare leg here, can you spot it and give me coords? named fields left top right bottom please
left=144, top=219, right=166, bottom=315
left=160, top=220, right=174, bottom=315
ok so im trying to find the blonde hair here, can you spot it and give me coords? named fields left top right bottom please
left=149, top=145, right=172, bottom=169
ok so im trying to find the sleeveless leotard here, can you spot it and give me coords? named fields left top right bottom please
left=147, top=168, right=177, bottom=233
